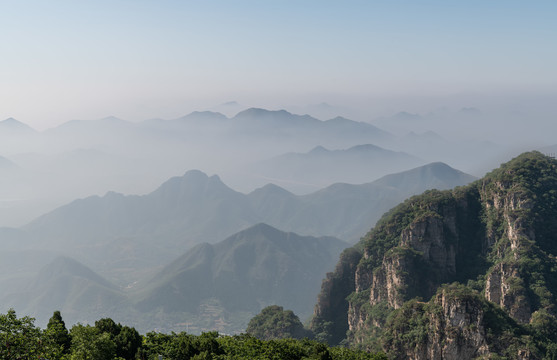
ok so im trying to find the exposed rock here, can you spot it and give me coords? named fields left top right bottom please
left=311, top=151, right=557, bottom=357
left=485, top=262, right=531, bottom=324
left=384, top=286, right=539, bottom=360
left=310, top=247, right=361, bottom=345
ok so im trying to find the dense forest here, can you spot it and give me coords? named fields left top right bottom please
left=0, top=308, right=387, bottom=360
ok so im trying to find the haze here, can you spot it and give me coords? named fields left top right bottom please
left=1, top=0, right=556, bottom=229
left=1, top=0, right=557, bottom=335
left=0, top=1, right=555, bottom=128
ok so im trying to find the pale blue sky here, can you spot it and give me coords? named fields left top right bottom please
left=1, top=1, right=556, bottom=128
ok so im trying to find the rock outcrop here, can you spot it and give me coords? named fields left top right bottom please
left=383, top=285, right=536, bottom=359
left=310, top=151, right=557, bottom=359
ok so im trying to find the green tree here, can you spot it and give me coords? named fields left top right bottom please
left=246, top=305, right=310, bottom=340
left=0, top=309, right=43, bottom=360
left=44, top=310, right=72, bottom=358
left=69, top=324, right=116, bottom=360
left=95, top=318, right=121, bottom=337
left=138, top=332, right=173, bottom=360
left=115, top=325, right=142, bottom=360
left=94, top=317, right=141, bottom=359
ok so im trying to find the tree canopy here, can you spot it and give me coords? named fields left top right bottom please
left=0, top=309, right=386, bottom=360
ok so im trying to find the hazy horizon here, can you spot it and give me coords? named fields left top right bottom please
left=2, top=1, right=557, bottom=340
left=1, top=1, right=556, bottom=130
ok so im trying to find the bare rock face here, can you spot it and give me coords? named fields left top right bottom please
left=310, top=247, right=361, bottom=345
left=484, top=262, right=532, bottom=324
left=400, top=215, right=456, bottom=274
left=480, top=179, right=536, bottom=323
left=368, top=251, right=410, bottom=309
left=385, top=285, right=542, bottom=360
left=388, top=290, right=491, bottom=360
left=428, top=291, right=490, bottom=359
left=349, top=199, right=466, bottom=340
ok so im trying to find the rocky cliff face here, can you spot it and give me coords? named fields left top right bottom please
left=366, top=206, right=460, bottom=310
left=310, top=247, right=361, bottom=345
left=480, top=178, right=537, bottom=323
left=385, top=287, right=490, bottom=359
left=310, top=152, right=557, bottom=359
left=383, top=285, right=537, bottom=360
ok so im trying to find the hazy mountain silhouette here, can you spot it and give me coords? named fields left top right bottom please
left=135, top=223, right=346, bottom=322
left=229, top=108, right=393, bottom=149
left=25, top=169, right=255, bottom=244
left=0, top=118, right=40, bottom=155
left=371, top=161, right=476, bottom=193
left=252, top=144, right=422, bottom=190
left=2, top=224, right=346, bottom=333
left=3, top=256, right=128, bottom=327
left=20, top=162, right=475, bottom=285
left=0, top=117, right=37, bottom=134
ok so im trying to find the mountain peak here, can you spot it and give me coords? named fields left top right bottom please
left=244, top=222, right=279, bottom=234
left=308, top=145, right=329, bottom=154
left=327, top=116, right=351, bottom=122
left=250, top=183, right=294, bottom=197
left=2, top=117, right=19, bottom=123
left=150, top=169, right=233, bottom=203
left=234, top=108, right=292, bottom=119
left=0, top=117, right=36, bottom=132
left=182, top=169, right=210, bottom=181
left=371, top=161, right=476, bottom=191
left=485, top=151, right=555, bottom=183
left=36, top=256, right=115, bottom=289
left=346, top=144, right=383, bottom=153
left=179, top=111, right=228, bottom=122
left=100, top=115, right=124, bottom=122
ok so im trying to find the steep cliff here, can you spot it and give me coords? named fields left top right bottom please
left=310, top=247, right=362, bottom=345
left=310, top=151, right=557, bottom=359
left=383, top=284, right=535, bottom=359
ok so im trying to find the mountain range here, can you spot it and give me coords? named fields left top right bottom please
left=134, top=223, right=346, bottom=325
left=250, top=144, right=423, bottom=191
left=18, top=162, right=475, bottom=285
left=0, top=107, right=519, bottom=230
left=0, top=158, right=476, bottom=333
left=0, top=108, right=405, bottom=227
left=2, top=224, right=346, bottom=334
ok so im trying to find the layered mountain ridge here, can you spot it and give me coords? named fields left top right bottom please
left=20, top=162, right=475, bottom=285
left=2, top=224, right=346, bottom=334
left=135, top=223, right=346, bottom=322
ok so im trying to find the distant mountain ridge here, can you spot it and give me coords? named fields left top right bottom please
left=3, top=256, right=128, bottom=327
left=3, top=224, right=347, bottom=334
left=19, top=162, right=476, bottom=288
left=23, top=162, right=475, bottom=244
left=0, top=106, right=504, bottom=229
left=252, top=143, right=423, bottom=189
left=135, top=223, right=346, bottom=325
left=0, top=117, right=37, bottom=133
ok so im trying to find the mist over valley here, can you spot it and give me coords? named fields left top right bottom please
left=1, top=2, right=556, bottom=358
left=0, top=104, right=548, bottom=335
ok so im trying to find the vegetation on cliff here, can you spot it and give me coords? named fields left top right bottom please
left=310, top=151, right=557, bottom=359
